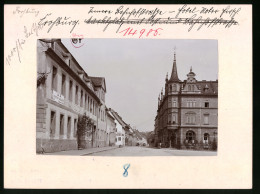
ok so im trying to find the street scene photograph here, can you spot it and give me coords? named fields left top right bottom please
left=36, top=38, right=218, bottom=156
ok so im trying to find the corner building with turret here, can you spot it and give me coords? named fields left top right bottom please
left=154, top=51, right=218, bottom=150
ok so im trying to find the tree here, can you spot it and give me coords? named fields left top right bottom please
left=77, top=113, right=94, bottom=149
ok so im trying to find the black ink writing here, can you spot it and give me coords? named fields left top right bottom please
left=13, top=6, right=40, bottom=17
left=38, top=13, right=79, bottom=33
left=88, top=7, right=113, bottom=14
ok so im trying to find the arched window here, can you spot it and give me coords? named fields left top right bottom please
left=188, top=85, right=191, bottom=91
left=204, top=133, right=210, bottom=143
left=169, top=85, right=172, bottom=91
left=192, top=85, right=194, bottom=91
left=186, top=130, right=196, bottom=143
left=173, top=84, right=176, bottom=91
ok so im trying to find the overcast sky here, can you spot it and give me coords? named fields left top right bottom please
left=62, top=39, right=218, bottom=132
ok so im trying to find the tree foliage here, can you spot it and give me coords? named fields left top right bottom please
left=77, top=113, right=94, bottom=138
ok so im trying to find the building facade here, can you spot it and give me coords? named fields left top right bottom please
left=36, top=39, right=111, bottom=153
left=154, top=51, right=218, bottom=150
left=109, top=109, right=126, bottom=147
left=106, top=111, right=117, bottom=146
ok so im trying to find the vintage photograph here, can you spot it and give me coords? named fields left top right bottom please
left=36, top=38, right=218, bottom=156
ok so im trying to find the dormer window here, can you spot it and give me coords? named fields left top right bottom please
left=204, top=84, right=209, bottom=92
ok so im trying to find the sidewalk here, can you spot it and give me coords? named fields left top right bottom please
left=42, top=146, right=118, bottom=156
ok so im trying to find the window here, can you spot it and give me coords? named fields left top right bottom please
left=192, top=85, right=194, bottom=91
left=172, top=115, right=176, bottom=123
left=85, top=94, right=87, bottom=110
left=169, top=85, right=172, bottom=92
left=205, top=102, right=209, bottom=108
left=187, top=101, right=195, bottom=107
left=188, top=85, right=191, bottom=91
left=168, top=99, right=171, bottom=107
left=60, top=114, right=64, bottom=135
left=75, top=85, right=78, bottom=104
left=186, top=130, right=196, bottom=143
left=204, top=114, right=209, bottom=124
left=187, top=101, right=192, bottom=107
left=69, top=80, right=73, bottom=101
left=50, top=111, right=56, bottom=136
left=74, top=119, right=77, bottom=137
left=88, top=96, right=90, bottom=111
left=173, top=84, right=176, bottom=91
left=173, top=101, right=177, bottom=107
left=204, top=133, right=209, bottom=143
left=186, top=112, right=196, bottom=124
left=61, top=74, right=66, bottom=96
left=80, top=90, right=83, bottom=107
left=90, top=99, right=93, bottom=113
left=118, top=137, right=121, bottom=141
left=51, top=66, right=57, bottom=91
left=67, top=116, right=71, bottom=138
left=168, top=114, right=171, bottom=123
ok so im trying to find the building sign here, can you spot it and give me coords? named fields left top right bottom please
left=52, top=90, right=64, bottom=105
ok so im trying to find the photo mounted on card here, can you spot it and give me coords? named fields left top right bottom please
left=4, top=4, right=252, bottom=188
left=36, top=38, right=218, bottom=156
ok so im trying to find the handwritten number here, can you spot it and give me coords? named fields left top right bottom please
left=128, top=28, right=137, bottom=36
left=119, top=27, right=130, bottom=36
left=146, top=29, right=153, bottom=37
left=154, top=28, right=163, bottom=36
left=120, top=27, right=163, bottom=38
left=123, top=163, right=130, bottom=177
left=139, top=29, right=146, bottom=38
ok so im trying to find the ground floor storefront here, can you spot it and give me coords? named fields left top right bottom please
left=156, top=127, right=218, bottom=151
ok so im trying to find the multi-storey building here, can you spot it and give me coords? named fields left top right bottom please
left=109, top=109, right=126, bottom=147
left=36, top=39, right=111, bottom=153
left=106, top=110, right=117, bottom=146
left=154, top=51, right=218, bottom=149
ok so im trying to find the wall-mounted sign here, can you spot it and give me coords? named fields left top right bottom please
left=52, top=90, right=64, bottom=105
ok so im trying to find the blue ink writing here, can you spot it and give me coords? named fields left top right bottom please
left=123, top=164, right=130, bottom=177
